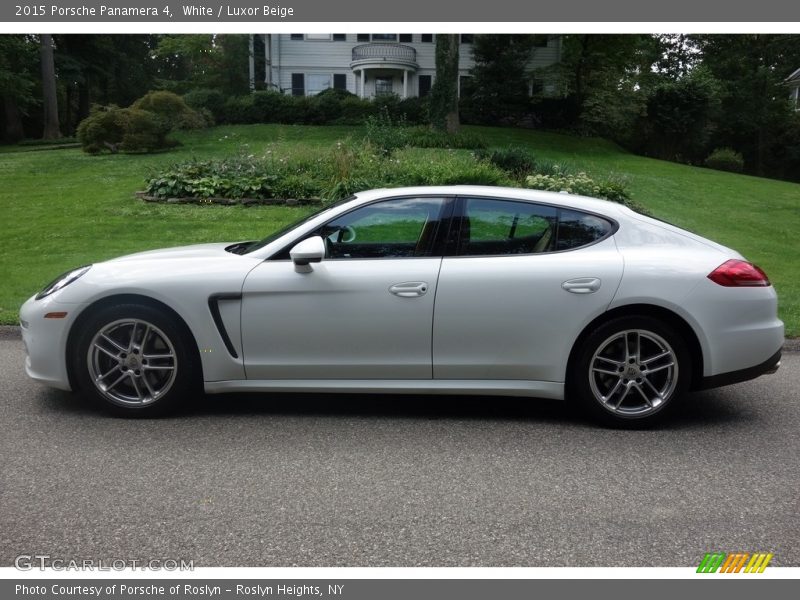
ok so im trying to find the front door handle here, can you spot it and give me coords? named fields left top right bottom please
left=389, top=282, right=429, bottom=298
left=562, top=277, right=601, bottom=294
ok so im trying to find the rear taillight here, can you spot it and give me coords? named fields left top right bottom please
left=708, top=259, right=770, bottom=287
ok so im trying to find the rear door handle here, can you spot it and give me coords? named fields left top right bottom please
left=389, top=282, right=429, bottom=298
left=562, top=277, right=601, bottom=294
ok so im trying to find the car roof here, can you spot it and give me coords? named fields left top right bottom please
left=353, top=185, right=628, bottom=217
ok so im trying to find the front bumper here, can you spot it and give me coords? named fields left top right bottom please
left=19, top=294, right=80, bottom=391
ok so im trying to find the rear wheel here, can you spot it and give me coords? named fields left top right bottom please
left=571, top=316, right=691, bottom=427
left=73, top=303, right=198, bottom=417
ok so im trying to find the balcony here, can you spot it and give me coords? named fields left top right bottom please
left=350, top=43, right=418, bottom=71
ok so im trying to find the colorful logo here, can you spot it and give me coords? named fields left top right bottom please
left=697, top=552, right=774, bottom=573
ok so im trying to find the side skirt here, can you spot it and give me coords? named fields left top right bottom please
left=204, top=379, right=565, bottom=400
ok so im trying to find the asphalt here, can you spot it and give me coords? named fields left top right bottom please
left=1, top=330, right=798, bottom=567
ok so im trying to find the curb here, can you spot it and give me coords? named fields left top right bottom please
left=1, top=325, right=799, bottom=351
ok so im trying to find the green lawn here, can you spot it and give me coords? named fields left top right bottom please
left=1, top=123, right=798, bottom=336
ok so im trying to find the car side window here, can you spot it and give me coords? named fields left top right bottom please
left=556, top=209, right=613, bottom=251
left=320, top=197, right=447, bottom=259
left=457, top=198, right=557, bottom=256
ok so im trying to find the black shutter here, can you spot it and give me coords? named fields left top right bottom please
left=333, top=74, right=347, bottom=90
left=290, top=34, right=303, bottom=41
left=291, top=73, right=305, bottom=97
left=418, top=75, right=432, bottom=98
left=399, top=34, right=412, bottom=43
left=333, top=34, right=346, bottom=41
left=356, top=34, right=369, bottom=42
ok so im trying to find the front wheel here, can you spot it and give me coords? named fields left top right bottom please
left=73, top=303, right=199, bottom=417
left=570, top=316, right=691, bottom=427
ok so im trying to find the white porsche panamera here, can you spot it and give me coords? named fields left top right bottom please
left=20, top=185, right=783, bottom=425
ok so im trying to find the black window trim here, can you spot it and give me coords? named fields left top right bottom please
left=444, top=195, right=619, bottom=258
left=267, top=195, right=457, bottom=261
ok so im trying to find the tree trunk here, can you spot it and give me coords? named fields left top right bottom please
left=40, top=34, right=61, bottom=140
left=78, top=76, right=90, bottom=123
left=430, top=34, right=460, bottom=134
left=2, top=95, right=25, bottom=142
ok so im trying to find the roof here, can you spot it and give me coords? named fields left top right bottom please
left=785, top=67, right=800, bottom=84
left=353, top=185, right=629, bottom=216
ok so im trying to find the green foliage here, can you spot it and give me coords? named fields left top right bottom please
left=405, top=127, right=486, bottom=150
left=474, top=146, right=537, bottom=177
left=183, top=88, right=227, bottom=121
left=637, top=67, right=721, bottom=162
left=464, top=35, right=536, bottom=124
left=131, top=90, right=207, bottom=130
left=704, top=147, right=745, bottom=173
left=525, top=171, right=631, bottom=205
left=76, top=107, right=173, bottom=154
left=363, top=109, right=409, bottom=156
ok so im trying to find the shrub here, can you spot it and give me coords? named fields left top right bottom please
left=705, top=147, right=744, bottom=173
left=364, top=109, right=409, bottom=156
left=405, top=127, right=487, bottom=150
left=131, top=90, right=206, bottom=130
left=387, top=151, right=510, bottom=187
left=77, top=106, right=173, bottom=154
left=145, top=156, right=280, bottom=199
left=474, top=146, right=536, bottom=177
left=524, top=171, right=630, bottom=204
left=183, top=89, right=226, bottom=121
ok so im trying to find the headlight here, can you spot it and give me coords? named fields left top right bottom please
left=35, top=265, right=92, bottom=300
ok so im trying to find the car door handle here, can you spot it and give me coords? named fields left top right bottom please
left=562, top=277, right=601, bottom=294
left=389, top=282, right=429, bottom=298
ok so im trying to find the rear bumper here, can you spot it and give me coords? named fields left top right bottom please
left=698, top=348, right=781, bottom=390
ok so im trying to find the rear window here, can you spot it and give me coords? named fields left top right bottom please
left=555, top=209, right=614, bottom=251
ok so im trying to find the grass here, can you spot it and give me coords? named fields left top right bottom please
left=0, top=123, right=798, bottom=336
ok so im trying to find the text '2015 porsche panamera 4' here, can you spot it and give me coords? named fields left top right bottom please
left=19, top=186, right=783, bottom=426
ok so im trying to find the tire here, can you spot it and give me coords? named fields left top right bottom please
left=569, top=315, right=691, bottom=428
left=72, top=303, right=199, bottom=417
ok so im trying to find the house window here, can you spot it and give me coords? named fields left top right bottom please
left=533, top=35, right=549, bottom=47
left=460, top=34, right=474, bottom=44
left=333, top=34, right=346, bottom=41
left=333, top=74, right=347, bottom=91
left=306, top=34, right=332, bottom=40
left=375, top=77, right=393, bottom=96
left=307, top=74, right=332, bottom=95
left=356, top=34, right=370, bottom=42
left=399, top=34, right=412, bottom=43
left=372, top=34, right=398, bottom=42
left=291, top=73, right=304, bottom=96
left=290, top=34, right=303, bottom=41
left=421, top=34, right=434, bottom=43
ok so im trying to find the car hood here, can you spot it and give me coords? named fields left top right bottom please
left=105, top=242, right=240, bottom=263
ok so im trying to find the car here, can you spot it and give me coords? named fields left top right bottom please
left=19, top=185, right=783, bottom=425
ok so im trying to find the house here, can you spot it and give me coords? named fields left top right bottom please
left=785, top=67, right=800, bottom=110
left=247, top=34, right=563, bottom=99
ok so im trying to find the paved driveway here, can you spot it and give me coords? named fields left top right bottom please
left=1, top=330, right=797, bottom=567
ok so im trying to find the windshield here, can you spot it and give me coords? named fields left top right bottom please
left=243, top=196, right=356, bottom=254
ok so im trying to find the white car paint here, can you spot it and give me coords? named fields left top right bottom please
left=19, top=186, right=783, bottom=408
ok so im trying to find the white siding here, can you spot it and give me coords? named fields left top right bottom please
left=266, top=34, right=562, bottom=98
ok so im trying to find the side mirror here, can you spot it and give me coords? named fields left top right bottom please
left=290, top=236, right=325, bottom=272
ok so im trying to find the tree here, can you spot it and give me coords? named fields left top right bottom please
left=690, top=34, right=800, bottom=176
left=465, top=34, right=535, bottom=124
left=555, top=34, right=657, bottom=137
left=39, top=34, right=61, bottom=139
left=429, top=34, right=460, bottom=133
left=0, top=35, right=38, bottom=142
